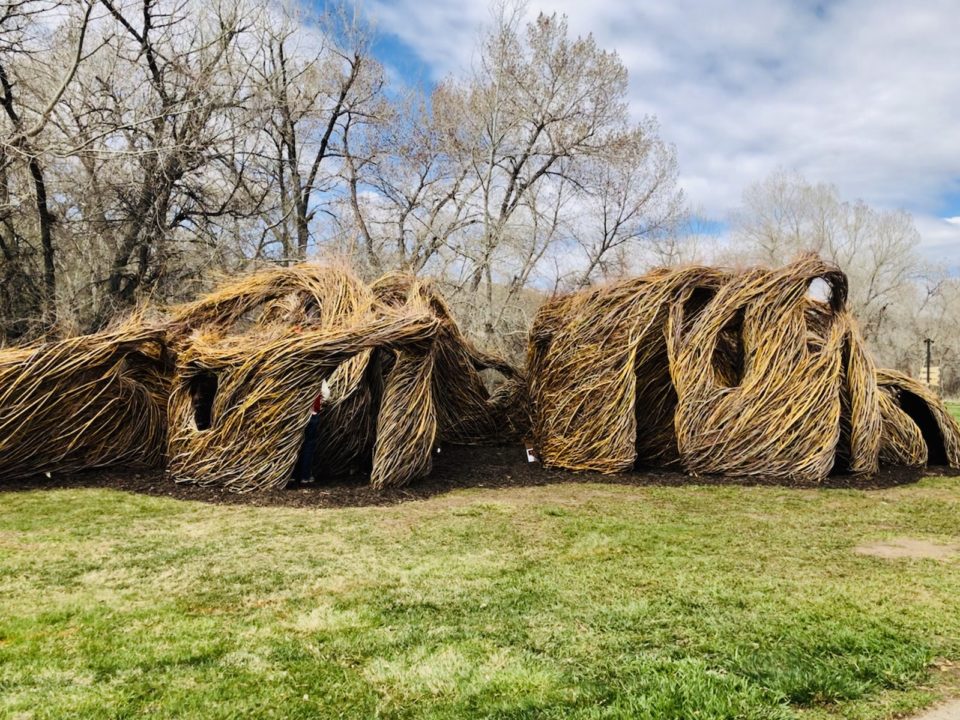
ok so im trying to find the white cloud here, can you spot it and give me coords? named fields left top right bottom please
left=365, top=0, right=960, bottom=266
left=366, top=0, right=486, bottom=75
left=913, top=214, right=960, bottom=266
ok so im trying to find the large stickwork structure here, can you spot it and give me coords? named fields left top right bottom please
left=0, top=265, right=523, bottom=491
left=528, top=255, right=960, bottom=482
left=0, top=256, right=957, bottom=491
left=0, top=322, right=170, bottom=479
left=164, top=267, right=524, bottom=491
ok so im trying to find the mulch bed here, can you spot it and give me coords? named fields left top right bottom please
left=0, top=444, right=953, bottom=509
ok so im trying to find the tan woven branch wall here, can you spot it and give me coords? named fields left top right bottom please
left=0, top=264, right=521, bottom=491
left=529, top=255, right=960, bottom=482
left=3, top=257, right=957, bottom=491
left=163, top=268, right=523, bottom=492
left=0, top=322, right=171, bottom=480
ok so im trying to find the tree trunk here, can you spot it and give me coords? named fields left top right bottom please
left=27, top=156, right=56, bottom=325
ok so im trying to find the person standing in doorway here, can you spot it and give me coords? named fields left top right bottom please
left=289, top=379, right=331, bottom=488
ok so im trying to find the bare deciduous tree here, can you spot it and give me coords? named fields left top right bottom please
left=570, top=121, right=683, bottom=288
left=1, top=0, right=94, bottom=329
left=252, top=2, right=385, bottom=263
left=732, top=170, right=921, bottom=343
left=1, top=0, right=685, bottom=361
left=340, top=5, right=682, bottom=345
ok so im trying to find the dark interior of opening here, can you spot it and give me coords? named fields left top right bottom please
left=302, top=295, right=320, bottom=321
left=831, top=338, right=854, bottom=475
left=899, top=389, right=949, bottom=465
left=681, top=286, right=717, bottom=332
left=633, top=354, right=680, bottom=469
left=712, top=309, right=745, bottom=387
left=189, top=371, right=219, bottom=431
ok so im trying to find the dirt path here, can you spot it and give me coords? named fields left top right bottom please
left=855, top=538, right=959, bottom=560
left=910, top=699, right=960, bottom=719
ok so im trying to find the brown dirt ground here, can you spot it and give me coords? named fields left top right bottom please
left=908, top=700, right=960, bottom=720
left=0, top=444, right=955, bottom=509
left=855, top=538, right=959, bottom=561
left=907, top=661, right=960, bottom=720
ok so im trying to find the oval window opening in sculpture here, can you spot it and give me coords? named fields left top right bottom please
left=806, top=277, right=832, bottom=305
left=712, top=309, right=745, bottom=388
left=803, top=277, right=837, bottom=353
left=189, top=371, right=219, bottom=431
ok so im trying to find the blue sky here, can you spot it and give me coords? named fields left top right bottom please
left=370, top=32, right=433, bottom=93
left=350, top=0, right=960, bottom=261
left=937, top=188, right=960, bottom=219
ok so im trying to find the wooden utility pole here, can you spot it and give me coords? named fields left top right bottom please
left=925, top=338, right=934, bottom=384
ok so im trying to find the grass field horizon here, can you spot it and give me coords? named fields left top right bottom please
left=2, top=472, right=959, bottom=719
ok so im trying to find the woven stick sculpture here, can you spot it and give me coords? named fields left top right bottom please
left=528, top=266, right=730, bottom=472
left=529, top=254, right=960, bottom=483
left=671, top=258, right=884, bottom=481
left=165, top=266, right=523, bottom=492
left=165, top=265, right=384, bottom=490
left=167, top=313, right=438, bottom=491
left=876, top=368, right=960, bottom=467
left=373, top=273, right=527, bottom=445
left=4, top=256, right=956, bottom=491
left=368, top=284, right=438, bottom=490
left=0, top=263, right=522, bottom=490
left=0, top=322, right=171, bottom=480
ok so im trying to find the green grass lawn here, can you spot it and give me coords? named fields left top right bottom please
left=946, top=401, right=960, bottom=424
left=1, top=479, right=959, bottom=719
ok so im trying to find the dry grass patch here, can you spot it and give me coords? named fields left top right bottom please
left=854, top=538, right=959, bottom=561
